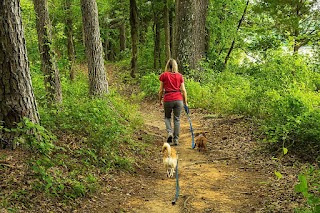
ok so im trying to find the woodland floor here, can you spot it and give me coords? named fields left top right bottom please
left=77, top=100, right=307, bottom=213
left=0, top=65, right=311, bottom=212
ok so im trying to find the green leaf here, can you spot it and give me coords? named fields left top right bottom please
left=274, top=171, right=283, bottom=180
left=283, top=147, right=288, bottom=155
left=295, top=175, right=308, bottom=194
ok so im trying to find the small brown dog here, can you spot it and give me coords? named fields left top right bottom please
left=195, top=132, right=208, bottom=152
left=162, top=142, right=178, bottom=178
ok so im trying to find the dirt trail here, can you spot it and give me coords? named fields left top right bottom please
left=122, top=102, right=266, bottom=213
left=81, top=65, right=302, bottom=213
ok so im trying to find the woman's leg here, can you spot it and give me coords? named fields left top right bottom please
left=164, top=102, right=174, bottom=141
left=172, top=100, right=183, bottom=144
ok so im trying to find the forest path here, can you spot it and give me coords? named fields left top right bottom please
left=79, top=64, right=301, bottom=213
left=122, top=101, right=266, bottom=213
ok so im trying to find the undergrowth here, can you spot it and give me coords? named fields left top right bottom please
left=138, top=52, right=320, bottom=212
left=139, top=52, right=320, bottom=150
left=0, top=66, right=147, bottom=211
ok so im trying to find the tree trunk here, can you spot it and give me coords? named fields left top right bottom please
left=130, top=0, right=138, bottom=78
left=293, top=42, right=301, bottom=53
left=108, top=40, right=116, bottom=61
left=80, top=0, right=108, bottom=96
left=173, top=0, right=191, bottom=72
left=119, top=22, right=126, bottom=52
left=0, top=0, right=40, bottom=147
left=224, top=0, right=249, bottom=67
left=103, top=37, right=110, bottom=61
left=174, top=0, right=208, bottom=74
left=153, top=10, right=161, bottom=69
left=293, top=29, right=301, bottom=54
left=164, top=0, right=171, bottom=61
left=169, top=5, right=174, bottom=55
left=33, top=0, right=63, bottom=104
left=192, top=0, right=208, bottom=67
left=139, top=17, right=149, bottom=44
left=104, top=31, right=116, bottom=62
left=65, top=0, right=76, bottom=81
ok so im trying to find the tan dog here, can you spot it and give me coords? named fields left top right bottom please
left=162, top=142, right=178, bottom=178
left=195, top=132, right=208, bottom=152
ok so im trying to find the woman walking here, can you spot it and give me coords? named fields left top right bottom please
left=158, top=59, right=188, bottom=145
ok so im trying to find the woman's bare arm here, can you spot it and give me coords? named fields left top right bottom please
left=158, top=81, right=164, bottom=106
left=180, top=82, right=188, bottom=106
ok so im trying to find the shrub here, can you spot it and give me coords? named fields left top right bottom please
left=16, top=69, right=145, bottom=206
left=140, top=73, right=159, bottom=99
left=295, top=166, right=320, bottom=213
left=184, top=79, right=212, bottom=109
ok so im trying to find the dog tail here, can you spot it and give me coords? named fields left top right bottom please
left=162, top=142, right=172, bottom=157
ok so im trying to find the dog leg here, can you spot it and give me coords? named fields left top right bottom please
left=170, top=168, right=175, bottom=178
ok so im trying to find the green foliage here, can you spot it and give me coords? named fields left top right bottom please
left=176, top=52, right=320, bottom=149
left=140, top=73, right=159, bottom=99
left=207, top=0, right=248, bottom=69
left=184, top=79, right=213, bottom=109
left=183, top=69, right=252, bottom=115
left=295, top=167, right=320, bottom=213
left=0, top=68, right=146, bottom=210
left=0, top=118, right=95, bottom=201
left=295, top=109, right=320, bottom=145
left=244, top=53, right=320, bottom=144
left=36, top=72, right=142, bottom=169
left=253, top=0, right=320, bottom=53
left=137, top=25, right=161, bottom=74
left=14, top=118, right=56, bottom=155
left=1, top=117, right=56, bottom=155
left=11, top=0, right=320, bottom=211
left=210, top=71, right=252, bottom=114
left=20, top=0, right=39, bottom=62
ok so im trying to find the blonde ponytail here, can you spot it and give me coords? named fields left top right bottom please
left=165, top=59, right=179, bottom=73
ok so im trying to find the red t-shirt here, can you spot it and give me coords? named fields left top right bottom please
left=159, top=71, right=184, bottom=102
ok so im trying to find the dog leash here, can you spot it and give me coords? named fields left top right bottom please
left=172, top=160, right=180, bottom=205
left=184, top=105, right=195, bottom=149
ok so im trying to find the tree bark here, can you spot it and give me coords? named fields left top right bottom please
left=33, top=0, right=63, bottom=104
left=153, top=9, right=161, bottom=69
left=174, top=0, right=208, bottom=74
left=169, top=5, right=174, bottom=55
left=119, top=22, right=126, bottom=52
left=103, top=37, right=110, bottom=61
left=80, top=0, right=108, bottom=96
left=192, top=0, right=209, bottom=67
left=0, top=0, right=40, bottom=147
left=65, top=0, right=76, bottom=81
left=164, top=0, right=171, bottom=61
left=130, top=0, right=138, bottom=78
